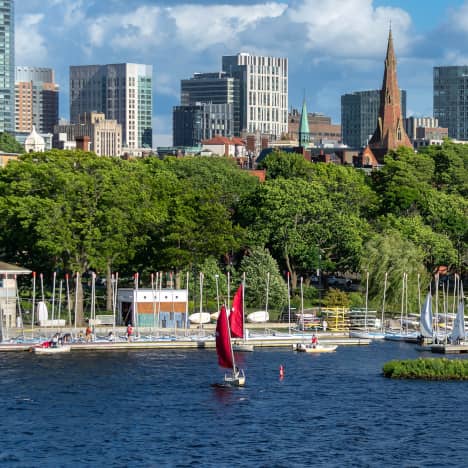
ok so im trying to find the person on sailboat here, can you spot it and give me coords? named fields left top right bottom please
left=85, top=325, right=93, bottom=343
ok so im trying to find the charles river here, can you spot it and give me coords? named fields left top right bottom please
left=0, top=341, right=466, bottom=467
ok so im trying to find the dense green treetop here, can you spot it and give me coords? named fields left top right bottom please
left=0, top=132, right=25, bottom=154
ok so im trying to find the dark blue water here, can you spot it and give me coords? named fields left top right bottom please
left=0, top=342, right=466, bottom=467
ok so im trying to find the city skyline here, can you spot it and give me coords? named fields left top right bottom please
left=15, top=0, right=468, bottom=145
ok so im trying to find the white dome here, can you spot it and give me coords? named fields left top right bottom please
left=25, top=126, right=45, bottom=152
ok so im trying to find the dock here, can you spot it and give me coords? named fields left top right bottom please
left=431, top=344, right=468, bottom=354
left=0, top=333, right=371, bottom=353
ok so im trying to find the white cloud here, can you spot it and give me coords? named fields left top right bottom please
left=15, top=14, right=48, bottom=65
left=168, top=3, right=288, bottom=51
left=450, top=1, right=468, bottom=33
left=287, top=0, right=412, bottom=58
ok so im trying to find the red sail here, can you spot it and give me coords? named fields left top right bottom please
left=229, top=285, right=244, bottom=338
left=216, top=305, right=233, bottom=369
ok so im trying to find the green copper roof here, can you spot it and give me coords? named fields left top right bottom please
left=299, top=99, right=310, bottom=147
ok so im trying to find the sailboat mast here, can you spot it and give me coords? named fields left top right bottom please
left=31, top=272, right=36, bottom=340
left=364, top=271, right=369, bottom=331
left=381, top=272, right=388, bottom=333
left=265, top=272, right=270, bottom=336
left=300, top=276, right=304, bottom=331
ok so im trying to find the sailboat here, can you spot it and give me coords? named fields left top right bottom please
left=415, top=291, right=434, bottom=351
left=216, top=304, right=245, bottom=386
left=349, top=271, right=385, bottom=340
left=449, top=284, right=465, bottom=345
left=229, top=283, right=254, bottom=352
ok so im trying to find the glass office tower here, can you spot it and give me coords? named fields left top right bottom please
left=0, top=1, right=14, bottom=133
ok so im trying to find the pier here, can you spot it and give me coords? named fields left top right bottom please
left=0, top=326, right=370, bottom=352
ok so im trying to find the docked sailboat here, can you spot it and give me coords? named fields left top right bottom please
left=229, top=283, right=254, bottom=352
left=449, top=286, right=466, bottom=345
left=216, top=305, right=245, bottom=386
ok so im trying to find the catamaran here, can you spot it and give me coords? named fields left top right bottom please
left=216, top=304, right=245, bottom=386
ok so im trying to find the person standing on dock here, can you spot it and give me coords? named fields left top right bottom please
left=322, top=320, right=328, bottom=333
left=127, top=324, right=134, bottom=342
left=85, top=325, right=93, bottom=343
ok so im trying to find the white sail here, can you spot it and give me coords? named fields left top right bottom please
left=419, top=292, right=433, bottom=338
left=450, top=299, right=465, bottom=343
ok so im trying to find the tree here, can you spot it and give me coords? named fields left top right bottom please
left=258, top=150, right=314, bottom=180
left=238, top=247, right=288, bottom=310
left=361, top=231, right=429, bottom=314
left=0, top=151, right=168, bottom=323
left=0, top=132, right=24, bottom=153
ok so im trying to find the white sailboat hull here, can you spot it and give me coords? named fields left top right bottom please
left=247, top=311, right=269, bottom=323
left=189, top=312, right=211, bottom=324
left=224, top=369, right=246, bottom=386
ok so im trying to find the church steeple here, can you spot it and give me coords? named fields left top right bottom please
left=298, top=98, right=310, bottom=148
left=366, top=27, right=412, bottom=163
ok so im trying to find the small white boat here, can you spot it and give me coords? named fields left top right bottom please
left=189, top=312, right=211, bottom=324
left=247, top=310, right=269, bottom=323
left=210, top=311, right=220, bottom=321
left=32, top=345, right=71, bottom=355
left=294, top=343, right=337, bottom=353
left=232, top=343, right=254, bottom=352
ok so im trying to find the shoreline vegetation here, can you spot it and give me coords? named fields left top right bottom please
left=383, top=358, right=468, bottom=380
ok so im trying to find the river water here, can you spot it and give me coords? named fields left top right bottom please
left=0, top=341, right=466, bottom=467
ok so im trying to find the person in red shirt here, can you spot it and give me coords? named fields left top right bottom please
left=311, top=334, right=318, bottom=348
left=127, top=324, right=134, bottom=342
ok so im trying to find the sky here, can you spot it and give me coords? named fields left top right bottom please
left=14, top=0, right=468, bottom=146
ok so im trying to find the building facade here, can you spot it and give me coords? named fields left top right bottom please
left=0, top=1, right=14, bottom=133
left=222, top=53, right=288, bottom=140
left=53, top=112, right=122, bottom=156
left=15, top=67, right=59, bottom=134
left=341, top=89, right=407, bottom=148
left=173, top=102, right=235, bottom=147
left=70, top=63, right=152, bottom=149
left=433, top=66, right=468, bottom=139
left=404, top=116, right=439, bottom=140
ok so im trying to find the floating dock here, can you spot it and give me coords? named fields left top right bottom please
left=0, top=334, right=370, bottom=352
left=431, top=344, right=468, bottom=354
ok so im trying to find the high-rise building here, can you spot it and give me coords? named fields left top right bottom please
left=341, top=89, right=407, bottom=148
left=222, top=53, right=288, bottom=140
left=0, top=1, right=14, bottom=133
left=70, top=63, right=152, bottom=148
left=173, top=102, right=235, bottom=147
left=177, top=71, right=239, bottom=141
left=404, top=116, right=439, bottom=140
left=433, top=66, right=468, bottom=139
left=15, top=67, right=59, bottom=134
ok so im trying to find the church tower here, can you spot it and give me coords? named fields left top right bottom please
left=298, top=98, right=310, bottom=148
left=365, top=28, right=412, bottom=163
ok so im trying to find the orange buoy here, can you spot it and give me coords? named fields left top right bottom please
left=279, top=364, right=284, bottom=378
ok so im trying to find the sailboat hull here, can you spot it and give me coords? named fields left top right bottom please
left=224, top=369, right=246, bottom=386
left=349, top=330, right=385, bottom=340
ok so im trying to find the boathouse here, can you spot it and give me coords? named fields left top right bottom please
left=117, top=288, right=188, bottom=329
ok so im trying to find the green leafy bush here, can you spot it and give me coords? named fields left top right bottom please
left=383, top=358, right=468, bottom=380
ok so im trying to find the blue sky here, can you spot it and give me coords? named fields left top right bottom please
left=15, top=0, right=468, bottom=145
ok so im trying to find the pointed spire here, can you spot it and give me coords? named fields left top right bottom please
left=298, top=97, right=310, bottom=148
left=366, top=27, right=413, bottom=163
